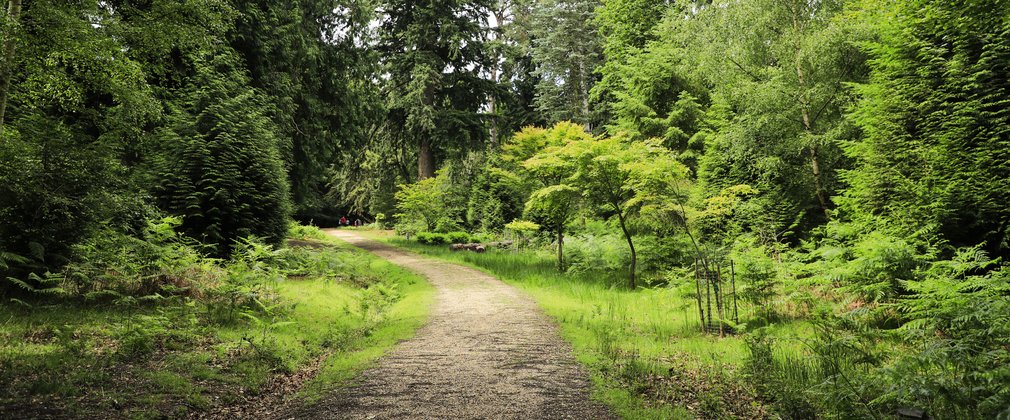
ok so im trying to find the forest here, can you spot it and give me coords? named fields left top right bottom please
left=1, top=0, right=1009, bottom=418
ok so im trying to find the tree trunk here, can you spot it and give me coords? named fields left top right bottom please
left=792, top=9, right=831, bottom=220
left=0, top=0, right=23, bottom=136
left=418, top=83, right=436, bottom=180
left=617, top=211, right=636, bottom=289
left=556, top=225, right=564, bottom=272
left=418, top=136, right=435, bottom=180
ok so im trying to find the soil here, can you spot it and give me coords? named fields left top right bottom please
left=289, top=230, right=614, bottom=419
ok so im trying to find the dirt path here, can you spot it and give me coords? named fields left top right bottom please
left=294, top=230, right=614, bottom=419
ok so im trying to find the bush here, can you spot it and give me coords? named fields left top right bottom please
left=470, top=233, right=496, bottom=243
left=445, top=231, right=471, bottom=244
left=374, top=213, right=390, bottom=229
left=287, top=223, right=327, bottom=240
left=416, top=232, right=449, bottom=245
left=434, top=217, right=462, bottom=234
left=732, top=241, right=780, bottom=319
left=56, top=217, right=216, bottom=299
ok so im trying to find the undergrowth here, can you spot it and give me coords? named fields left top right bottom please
left=0, top=223, right=433, bottom=418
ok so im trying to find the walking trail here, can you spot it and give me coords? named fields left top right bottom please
left=298, top=230, right=614, bottom=419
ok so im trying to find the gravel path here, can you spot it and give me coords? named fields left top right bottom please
left=296, top=230, right=614, bottom=419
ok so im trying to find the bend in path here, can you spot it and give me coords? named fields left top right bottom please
left=297, top=230, right=614, bottom=419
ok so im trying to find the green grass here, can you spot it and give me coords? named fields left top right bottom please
left=0, top=232, right=434, bottom=418
left=367, top=231, right=813, bottom=418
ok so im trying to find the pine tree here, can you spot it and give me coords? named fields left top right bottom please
left=154, top=53, right=291, bottom=256
left=843, top=0, right=1010, bottom=256
left=528, top=0, right=603, bottom=128
left=378, top=0, right=493, bottom=180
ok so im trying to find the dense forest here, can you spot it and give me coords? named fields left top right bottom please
left=2, top=0, right=1009, bottom=418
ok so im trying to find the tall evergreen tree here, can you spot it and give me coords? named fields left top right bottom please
left=154, top=54, right=291, bottom=256
left=528, top=0, right=603, bottom=128
left=843, top=0, right=1010, bottom=256
left=378, top=0, right=494, bottom=180
left=229, top=0, right=381, bottom=219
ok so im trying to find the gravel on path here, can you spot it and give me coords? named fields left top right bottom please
left=292, top=230, right=615, bottom=420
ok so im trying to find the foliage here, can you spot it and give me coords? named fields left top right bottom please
left=152, top=54, right=291, bottom=257
left=527, top=125, right=690, bottom=287
left=0, top=227, right=434, bottom=417
left=564, top=233, right=629, bottom=276
left=504, top=220, right=540, bottom=235
left=528, top=0, right=603, bottom=127
left=416, top=232, right=449, bottom=246
left=0, top=0, right=160, bottom=269
left=446, top=231, right=472, bottom=245
left=842, top=0, right=1010, bottom=258
left=377, top=0, right=493, bottom=179
left=515, top=122, right=589, bottom=269
left=229, top=0, right=381, bottom=218
left=394, top=177, right=448, bottom=232
left=731, top=239, right=779, bottom=319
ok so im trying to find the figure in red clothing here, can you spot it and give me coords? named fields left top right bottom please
left=339, top=216, right=348, bottom=226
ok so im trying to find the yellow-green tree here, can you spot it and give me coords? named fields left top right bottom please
left=528, top=124, right=690, bottom=288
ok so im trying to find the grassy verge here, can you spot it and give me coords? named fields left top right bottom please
left=0, top=230, right=433, bottom=418
left=363, top=230, right=812, bottom=419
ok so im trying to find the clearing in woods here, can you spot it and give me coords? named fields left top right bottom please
left=295, top=230, right=613, bottom=419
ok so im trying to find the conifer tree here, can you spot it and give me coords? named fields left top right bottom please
left=154, top=54, right=291, bottom=256
left=843, top=0, right=1010, bottom=256
left=378, top=0, right=493, bottom=180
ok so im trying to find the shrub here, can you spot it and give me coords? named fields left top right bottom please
left=445, top=231, right=471, bottom=244
left=565, top=234, right=629, bottom=275
left=416, top=232, right=449, bottom=245
left=287, top=222, right=327, bottom=240
left=374, top=213, right=389, bottom=229
left=733, top=241, right=779, bottom=320
left=470, top=233, right=496, bottom=243
left=434, top=217, right=462, bottom=234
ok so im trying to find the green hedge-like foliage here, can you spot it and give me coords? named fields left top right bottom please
left=154, top=55, right=290, bottom=257
left=416, top=232, right=448, bottom=245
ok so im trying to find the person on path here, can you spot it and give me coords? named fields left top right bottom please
left=339, top=216, right=348, bottom=227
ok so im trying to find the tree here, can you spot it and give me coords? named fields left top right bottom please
left=379, top=0, right=493, bottom=180
left=528, top=0, right=603, bottom=128
left=229, top=0, right=382, bottom=219
left=679, top=0, right=866, bottom=242
left=153, top=54, right=291, bottom=257
left=0, top=0, right=22, bottom=134
left=0, top=0, right=161, bottom=267
left=842, top=0, right=1010, bottom=258
left=394, top=176, right=448, bottom=232
left=531, top=126, right=689, bottom=288
left=513, top=122, right=588, bottom=270
left=592, top=0, right=683, bottom=139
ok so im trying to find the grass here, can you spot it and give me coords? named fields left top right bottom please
left=364, top=229, right=815, bottom=419
left=0, top=230, right=434, bottom=418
